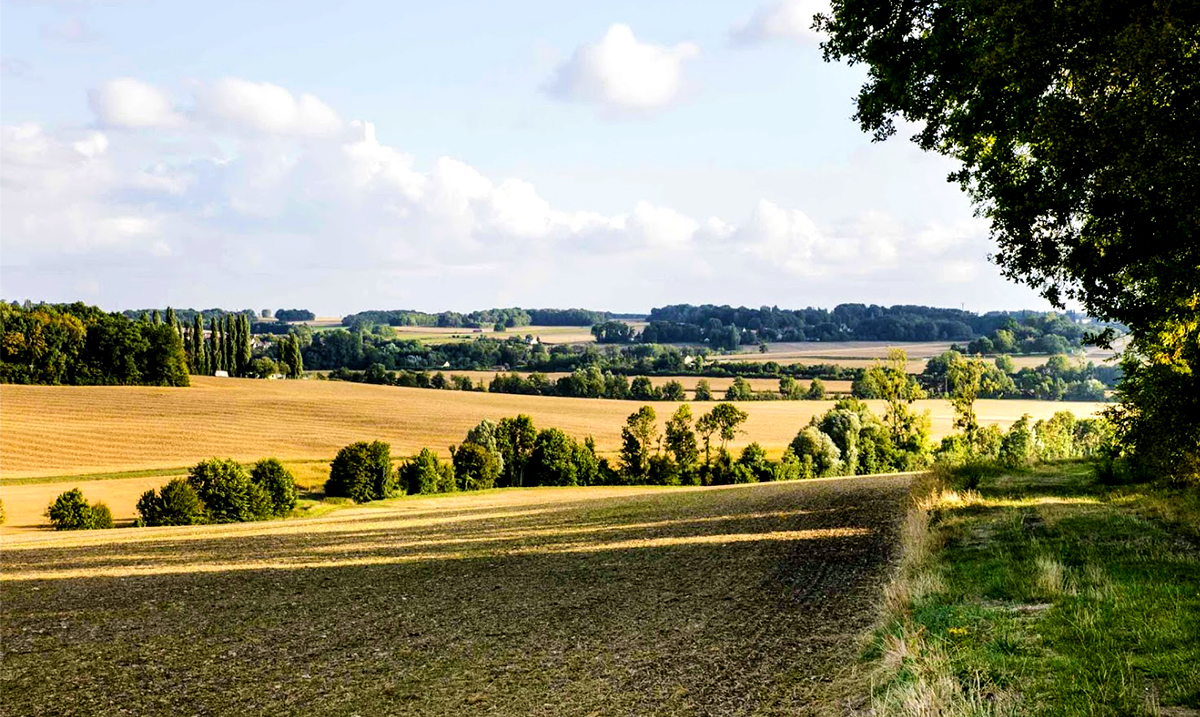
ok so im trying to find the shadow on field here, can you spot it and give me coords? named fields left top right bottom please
left=1, top=477, right=910, bottom=717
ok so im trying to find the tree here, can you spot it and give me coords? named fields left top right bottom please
left=451, top=442, right=500, bottom=491
left=137, top=478, right=207, bottom=526
left=694, top=379, right=714, bottom=401
left=790, top=427, right=841, bottom=477
left=861, top=349, right=929, bottom=454
left=398, top=448, right=455, bottom=494
left=806, top=379, right=826, bottom=400
left=250, top=458, right=298, bottom=515
left=664, top=404, right=700, bottom=474
left=819, top=1, right=1199, bottom=483
left=630, top=376, right=660, bottom=401
left=724, top=376, right=754, bottom=401
left=496, top=415, right=537, bottom=487
left=528, top=428, right=579, bottom=486
left=738, top=443, right=772, bottom=482
left=620, top=406, right=659, bottom=482
left=946, top=354, right=999, bottom=446
left=188, top=458, right=273, bottom=522
left=660, top=380, right=686, bottom=401
left=46, top=488, right=111, bottom=530
left=325, top=441, right=396, bottom=503
left=701, top=403, right=749, bottom=454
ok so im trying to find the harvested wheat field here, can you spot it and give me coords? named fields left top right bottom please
left=0, top=476, right=910, bottom=716
left=0, top=377, right=1102, bottom=481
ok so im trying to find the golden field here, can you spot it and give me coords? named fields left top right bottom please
left=0, top=376, right=1103, bottom=530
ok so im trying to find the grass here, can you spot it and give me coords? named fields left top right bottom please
left=1, top=476, right=910, bottom=716
left=867, top=461, right=1200, bottom=716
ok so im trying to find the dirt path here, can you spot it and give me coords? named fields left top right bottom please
left=1, top=477, right=910, bottom=716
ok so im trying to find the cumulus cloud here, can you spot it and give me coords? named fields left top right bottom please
left=731, top=0, right=829, bottom=46
left=546, top=24, right=699, bottom=113
left=192, top=78, right=344, bottom=137
left=3, top=76, right=1001, bottom=309
left=88, top=78, right=182, bottom=129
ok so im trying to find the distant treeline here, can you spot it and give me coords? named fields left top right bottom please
left=1, top=302, right=188, bottom=386
left=300, top=331, right=855, bottom=379
left=341, top=307, right=609, bottom=329
left=611, top=303, right=1117, bottom=350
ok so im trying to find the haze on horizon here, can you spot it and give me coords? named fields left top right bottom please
left=1, top=0, right=1055, bottom=316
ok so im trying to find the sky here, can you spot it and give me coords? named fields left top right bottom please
left=0, top=0, right=1053, bottom=315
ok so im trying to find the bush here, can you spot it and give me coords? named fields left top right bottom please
left=46, top=488, right=110, bottom=530
left=528, top=428, right=580, bottom=486
left=737, top=443, right=772, bottom=482
left=0, top=499, right=5, bottom=525
left=774, top=448, right=802, bottom=481
left=188, top=458, right=274, bottom=523
left=137, top=478, right=207, bottom=526
left=999, top=416, right=1036, bottom=469
left=326, top=441, right=396, bottom=502
left=398, top=448, right=455, bottom=495
left=90, top=502, right=114, bottom=529
left=250, top=458, right=298, bottom=515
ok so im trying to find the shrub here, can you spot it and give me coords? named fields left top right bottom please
left=188, top=458, right=274, bottom=523
left=90, top=502, right=114, bottom=529
left=326, top=441, right=396, bottom=502
left=46, top=488, right=107, bottom=530
left=0, top=499, right=5, bottom=525
left=137, top=478, right=208, bottom=526
left=999, top=416, right=1036, bottom=469
left=398, top=448, right=455, bottom=495
left=250, top=458, right=298, bottom=515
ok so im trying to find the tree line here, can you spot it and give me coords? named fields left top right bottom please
left=1, top=302, right=188, bottom=386
left=340, top=307, right=610, bottom=330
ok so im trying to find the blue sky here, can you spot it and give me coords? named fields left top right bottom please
left=0, top=0, right=1050, bottom=314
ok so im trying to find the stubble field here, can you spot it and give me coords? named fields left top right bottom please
left=0, top=476, right=910, bottom=716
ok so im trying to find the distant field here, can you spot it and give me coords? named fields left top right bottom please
left=0, top=377, right=1102, bottom=530
left=303, top=322, right=646, bottom=344
left=714, top=340, right=1121, bottom=371
left=0, top=477, right=910, bottom=715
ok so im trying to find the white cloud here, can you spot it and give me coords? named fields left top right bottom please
left=88, top=78, right=181, bottom=129
left=546, top=24, right=699, bottom=113
left=731, top=0, right=830, bottom=46
left=192, top=78, right=344, bottom=137
left=3, top=76, right=1011, bottom=310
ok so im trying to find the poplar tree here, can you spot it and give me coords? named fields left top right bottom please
left=238, top=314, right=252, bottom=375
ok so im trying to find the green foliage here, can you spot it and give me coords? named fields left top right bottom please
left=0, top=498, right=5, bottom=525
left=528, top=428, right=580, bottom=486
left=398, top=448, right=455, bottom=495
left=659, top=379, right=686, bottom=401
left=693, top=379, right=713, bottom=401
left=136, top=478, right=207, bottom=526
left=188, top=458, right=274, bottom=522
left=325, top=442, right=396, bottom=503
left=790, top=427, right=841, bottom=477
left=89, top=502, right=114, bottom=529
left=806, top=379, right=826, bottom=400
left=250, top=458, right=298, bottom=515
left=496, top=415, right=536, bottom=487
left=451, top=442, right=501, bottom=491
left=46, top=488, right=108, bottom=530
left=737, top=443, right=773, bottom=482
left=1, top=302, right=189, bottom=387
left=664, top=405, right=699, bottom=472
left=723, top=376, right=754, bottom=401
left=619, top=405, right=659, bottom=482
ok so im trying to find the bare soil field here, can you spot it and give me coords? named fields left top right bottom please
left=0, top=476, right=910, bottom=716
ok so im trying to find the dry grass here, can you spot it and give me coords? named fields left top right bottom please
left=714, top=340, right=1121, bottom=371
left=0, top=377, right=1100, bottom=482
left=0, top=476, right=911, bottom=716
